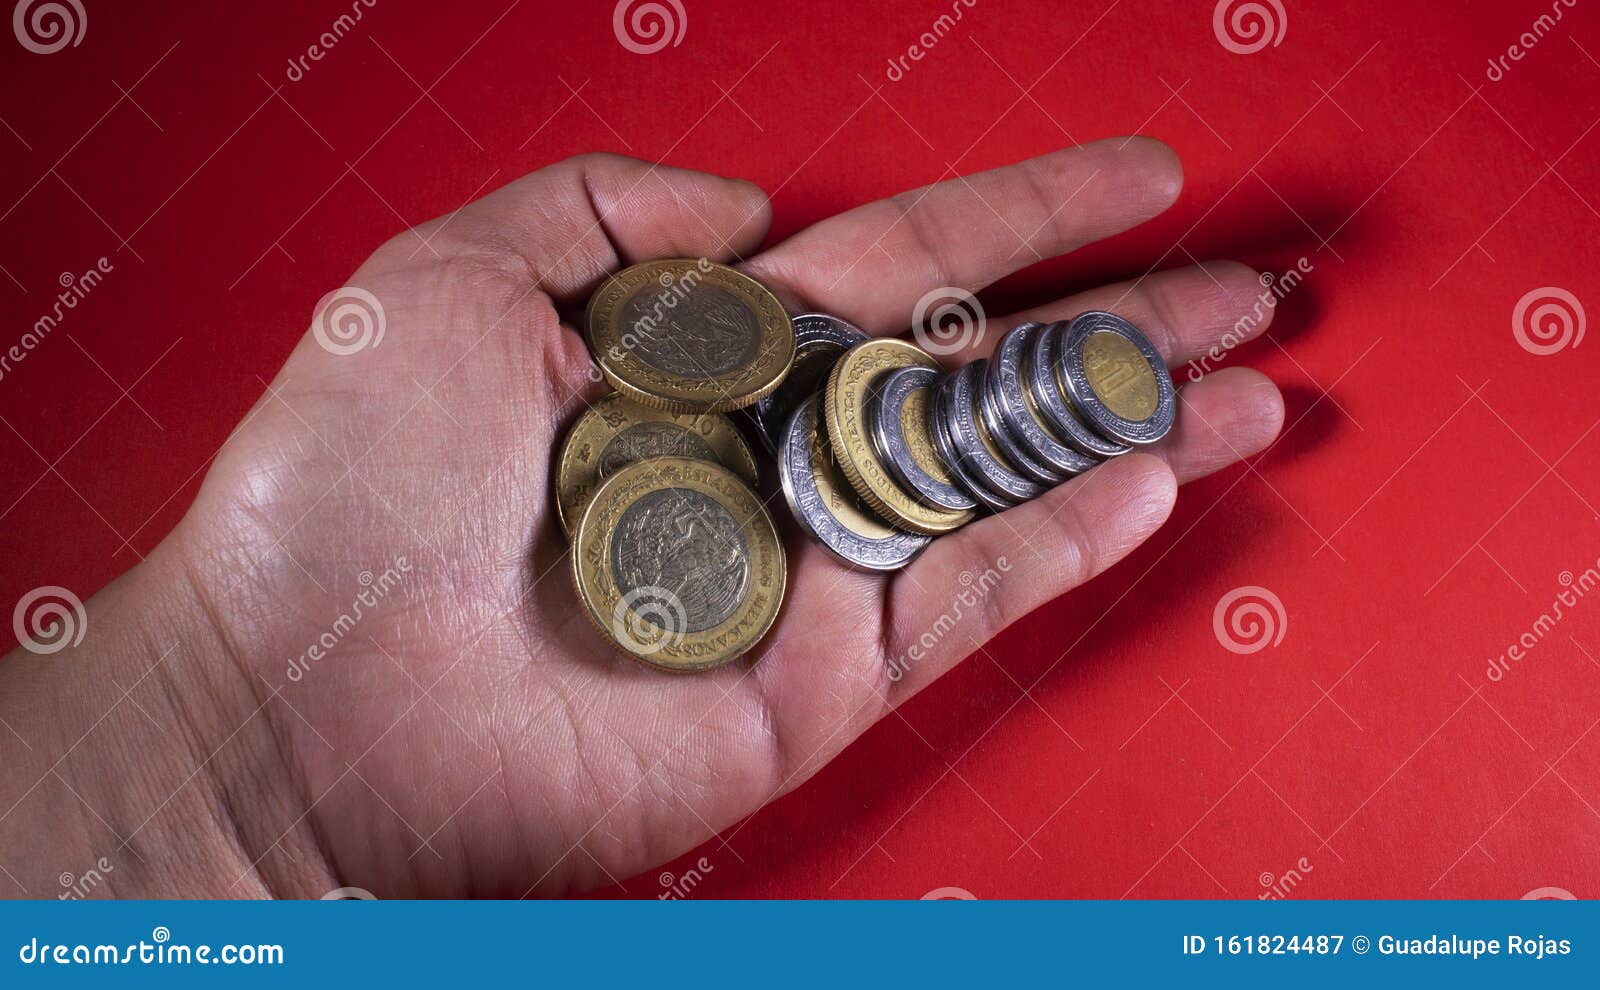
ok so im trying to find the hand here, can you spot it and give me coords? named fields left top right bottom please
left=0, top=141, right=1284, bottom=898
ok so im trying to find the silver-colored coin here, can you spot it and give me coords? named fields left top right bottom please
left=752, top=313, right=870, bottom=453
left=867, top=366, right=978, bottom=512
left=1026, top=321, right=1132, bottom=458
left=975, top=356, right=1068, bottom=485
left=1059, top=311, right=1177, bottom=445
left=988, top=323, right=1101, bottom=478
left=930, top=374, right=1014, bottom=514
left=618, top=284, right=761, bottom=378
left=947, top=360, right=1046, bottom=502
left=778, top=394, right=931, bottom=571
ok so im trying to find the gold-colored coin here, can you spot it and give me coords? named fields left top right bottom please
left=825, top=339, right=972, bottom=535
left=571, top=456, right=785, bottom=671
left=1082, top=331, right=1159, bottom=421
left=555, top=393, right=758, bottom=537
left=584, top=259, right=794, bottom=413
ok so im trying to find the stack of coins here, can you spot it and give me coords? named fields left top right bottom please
left=559, top=259, right=792, bottom=671
left=774, top=312, right=1176, bottom=572
left=558, top=258, right=1175, bottom=671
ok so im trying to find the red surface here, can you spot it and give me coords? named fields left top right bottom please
left=3, top=0, right=1599, bottom=899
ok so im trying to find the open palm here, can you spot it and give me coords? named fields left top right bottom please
left=163, top=141, right=1284, bottom=897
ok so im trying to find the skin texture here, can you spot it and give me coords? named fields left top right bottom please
left=0, top=140, right=1285, bottom=898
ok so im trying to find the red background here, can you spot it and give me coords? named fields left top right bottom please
left=3, top=0, right=1599, bottom=899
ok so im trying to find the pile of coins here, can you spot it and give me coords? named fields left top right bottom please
left=557, top=258, right=1175, bottom=671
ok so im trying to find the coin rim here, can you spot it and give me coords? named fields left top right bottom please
left=570, top=456, right=785, bottom=671
left=778, top=395, right=931, bottom=572
left=1026, top=320, right=1132, bottom=458
left=824, top=339, right=973, bottom=535
left=945, top=360, right=1047, bottom=502
left=975, top=359, right=1068, bottom=485
left=555, top=394, right=760, bottom=537
left=1059, top=311, right=1177, bottom=445
left=989, top=323, right=1100, bottom=477
left=585, top=260, right=795, bottom=413
left=930, top=371, right=1015, bottom=514
left=868, top=365, right=978, bottom=512
left=752, top=312, right=870, bottom=454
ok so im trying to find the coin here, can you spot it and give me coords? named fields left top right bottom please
left=825, top=339, right=973, bottom=535
left=1058, top=311, right=1176, bottom=445
left=987, top=323, right=1101, bottom=478
left=930, top=371, right=1015, bottom=514
left=1026, top=320, right=1132, bottom=459
left=941, top=360, right=1047, bottom=503
left=779, top=395, right=930, bottom=571
left=752, top=313, right=869, bottom=453
left=555, top=393, right=759, bottom=536
left=975, top=359, right=1068, bottom=485
left=868, top=366, right=977, bottom=512
left=571, top=456, right=784, bottom=671
left=584, top=259, right=794, bottom=413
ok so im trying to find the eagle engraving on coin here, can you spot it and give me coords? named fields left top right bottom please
left=610, top=488, right=750, bottom=634
left=620, top=284, right=760, bottom=378
left=596, top=422, right=716, bottom=477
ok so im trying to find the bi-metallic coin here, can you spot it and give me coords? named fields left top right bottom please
left=570, top=456, right=785, bottom=671
left=554, top=393, right=759, bottom=537
left=930, top=371, right=1015, bottom=515
left=825, top=339, right=973, bottom=535
left=940, top=360, right=1046, bottom=504
left=1026, top=321, right=1132, bottom=459
left=1058, top=311, right=1176, bottom=445
left=778, top=395, right=930, bottom=571
left=987, top=323, right=1101, bottom=478
left=584, top=259, right=794, bottom=413
left=867, top=365, right=977, bottom=512
left=752, top=313, right=869, bottom=454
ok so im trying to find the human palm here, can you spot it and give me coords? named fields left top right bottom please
left=156, top=142, right=1284, bottom=897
